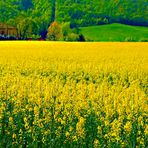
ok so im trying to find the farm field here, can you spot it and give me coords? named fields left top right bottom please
left=0, top=42, right=148, bottom=147
left=80, top=23, right=148, bottom=41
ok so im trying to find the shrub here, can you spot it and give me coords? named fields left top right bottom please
left=78, top=34, right=85, bottom=42
left=47, top=21, right=63, bottom=41
left=61, top=22, right=84, bottom=41
left=66, top=33, right=80, bottom=41
left=62, top=22, right=71, bottom=37
left=97, top=17, right=109, bottom=25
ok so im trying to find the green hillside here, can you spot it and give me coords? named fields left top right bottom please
left=79, top=23, right=148, bottom=42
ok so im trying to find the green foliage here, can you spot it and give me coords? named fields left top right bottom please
left=61, top=22, right=85, bottom=41
left=0, top=0, right=147, bottom=40
left=17, top=17, right=39, bottom=39
left=47, top=21, right=63, bottom=41
left=21, top=0, right=33, bottom=10
left=61, top=22, right=78, bottom=41
left=56, top=0, right=148, bottom=27
left=66, top=33, right=80, bottom=42
left=97, top=18, right=109, bottom=25
left=62, top=22, right=72, bottom=37
left=0, top=0, right=19, bottom=22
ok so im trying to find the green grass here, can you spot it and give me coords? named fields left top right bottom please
left=79, top=23, right=148, bottom=42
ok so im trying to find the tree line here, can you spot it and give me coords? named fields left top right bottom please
left=0, top=0, right=147, bottom=40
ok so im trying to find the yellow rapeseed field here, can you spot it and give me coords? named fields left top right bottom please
left=0, top=42, right=148, bottom=147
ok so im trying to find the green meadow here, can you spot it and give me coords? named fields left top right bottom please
left=80, top=23, right=148, bottom=42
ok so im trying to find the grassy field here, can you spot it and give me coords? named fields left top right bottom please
left=79, top=23, right=148, bottom=42
left=0, top=42, right=148, bottom=147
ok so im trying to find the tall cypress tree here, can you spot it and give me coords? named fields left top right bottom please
left=51, top=0, right=56, bottom=22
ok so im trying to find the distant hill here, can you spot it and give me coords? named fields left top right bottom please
left=79, top=23, right=148, bottom=42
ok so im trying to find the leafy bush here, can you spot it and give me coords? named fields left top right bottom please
left=97, top=18, right=109, bottom=25
left=66, top=33, right=80, bottom=41
left=78, top=34, right=85, bottom=42
left=17, top=18, right=39, bottom=39
left=47, top=21, right=63, bottom=41
left=61, top=22, right=72, bottom=40
left=61, top=22, right=85, bottom=41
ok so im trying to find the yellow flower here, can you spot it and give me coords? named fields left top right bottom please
left=97, top=126, right=102, bottom=134
left=140, top=138, right=144, bottom=145
left=0, top=42, right=147, bottom=146
left=61, top=120, right=66, bottom=125
left=144, top=125, right=148, bottom=135
left=111, top=132, right=117, bottom=137
left=9, top=117, right=13, bottom=123
left=76, top=117, right=85, bottom=138
left=65, top=131, right=70, bottom=137
left=72, top=136, right=78, bottom=142
left=124, top=121, right=132, bottom=133
left=69, top=126, right=73, bottom=132
left=94, top=139, right=99, bottom=148
left=12, top=133, right=16, bottom=139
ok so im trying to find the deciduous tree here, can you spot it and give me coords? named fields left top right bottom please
left=47, top=21, right=62, bottom=41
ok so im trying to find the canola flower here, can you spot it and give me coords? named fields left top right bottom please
left=0, top=42, right=147, bottom=147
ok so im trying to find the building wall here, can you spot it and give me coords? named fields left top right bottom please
left=8, top=28, right=18, bottom=36
left=0, top=23, right=18, bottom=37
left=0, top=28, right=7, bottom=35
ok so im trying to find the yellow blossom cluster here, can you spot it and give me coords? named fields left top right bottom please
left=0, top=42, right=147, bottom=147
